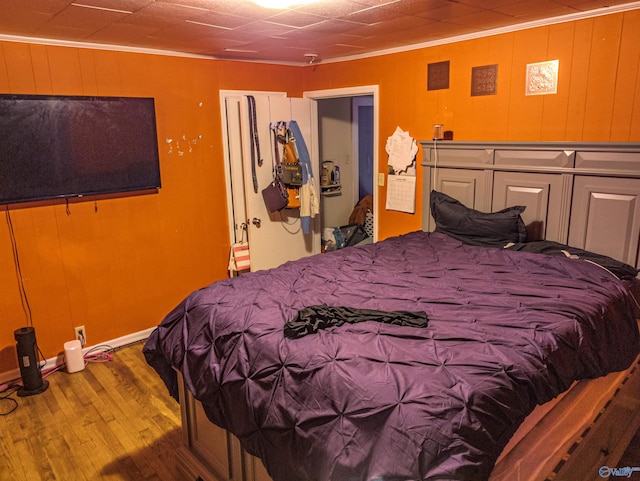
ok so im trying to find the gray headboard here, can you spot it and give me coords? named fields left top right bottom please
left=419, top=141, right=640, bottom=269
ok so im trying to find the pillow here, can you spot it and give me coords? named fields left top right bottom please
left=430, top=190, right=527, bottom=247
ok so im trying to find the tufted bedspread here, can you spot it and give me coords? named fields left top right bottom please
left=143, top=231, right=640, bottom=481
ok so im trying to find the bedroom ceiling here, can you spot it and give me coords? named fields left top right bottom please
left=1, top=0, right=638, bottom=64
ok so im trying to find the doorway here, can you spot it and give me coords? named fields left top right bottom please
left=316, top=96, right=373, bottom=232
left=304, top=86, right=379, bottom=242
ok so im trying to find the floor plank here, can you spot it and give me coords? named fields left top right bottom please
left=0, top=341, right=181, bottom=481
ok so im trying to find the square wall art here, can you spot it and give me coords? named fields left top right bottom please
left=428, top=61, right=450, bottom=90
left=526, top=60, right=559, bottom=96
left=471, top=64, right=498, bottom=96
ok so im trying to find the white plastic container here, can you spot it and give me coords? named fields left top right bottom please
left=64, top=339, right=85, bottom=373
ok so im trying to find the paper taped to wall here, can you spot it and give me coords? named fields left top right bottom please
left=386, top=126, right=418, bottom=174
left=386, top=174, right=416, bottom=213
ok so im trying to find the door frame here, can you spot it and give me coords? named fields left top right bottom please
left=303, top=85, right=380, bottom=242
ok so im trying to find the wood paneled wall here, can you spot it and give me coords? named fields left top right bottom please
left=302, top=9, right=640, bottom=239
left=1, top=8, right=639, bottom=373
left=0, top=44, right=299, bottom=372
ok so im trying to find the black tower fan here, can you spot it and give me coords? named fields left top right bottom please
left=14, top=327, right=49, bottom=396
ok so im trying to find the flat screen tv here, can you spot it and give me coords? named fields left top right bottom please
left=0, top=94, right=161, bottom=205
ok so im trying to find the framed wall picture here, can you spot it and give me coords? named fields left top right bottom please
left=526, top=60, right=559, bottom=96
left=471, top=64, right=498, bottom=96
left=428, top=61, right=450, bottom=90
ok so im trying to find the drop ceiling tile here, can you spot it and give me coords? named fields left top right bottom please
left=44, top=4, right=130, bottom=30
left=295, top=0, right=373, bottom=17
left=70, top=0, right=154, bottom=11
left=369, top=14, right=436, bottom=33
left=372, top=0, right=459, bottom=16
left=291, top=17, right=369, bottom=34
left=29, top=6, right=123, bottom=39
left=160, top=0, right=275, bottom=19
left=205, top=21, right=295, bottom=43
left=557, top=0, right=628, bottom=7
left=491, top=1, right=576, bottom=19
left=262, top=10, right=328, bottom=28
left=345, top=3, right=406, bottom=24
left=134, top=1, right=212, bottom=21
left=317, top=42, right=368, bottom=57
left=182, top=11, right=248, bottom=30
left=0, top=0, right=68, bottom=16
left=32, top=24, right=98, bottom=41
left=448, top=9, right=517, bottom=29
left=456, top=0, right=523, bottom=9
left=0, top=7, right=53, bottom=34
left=186, top=38, right=250, bottom=55
left=279, top=29, right=361, bottom=46
left=352, top=0, right=404, bottom=7
left=122, top=10, right=177, bottom=29
left=418, top=2, right=486, bottom=22
left=87, top=22, right=160, bottom=43
left=414, top=20, right=479, bottom=38
left=132, top=28, right=192, bottom=45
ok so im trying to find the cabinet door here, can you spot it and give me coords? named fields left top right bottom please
left=183, top=396, right=238, bottom=481
left=177, top=374, right=241, bottom=481
left=427, top=167, right=492, bottom=230
left=243, top=452, right=274, bottom=481
left=568, top=176, right=640, bottom=268
left=493, top=172, right=571, bottom=243
left=429, top=168, right=493, bottom=230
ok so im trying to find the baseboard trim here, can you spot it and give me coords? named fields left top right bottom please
left=0, top=326, right=156, bottom=386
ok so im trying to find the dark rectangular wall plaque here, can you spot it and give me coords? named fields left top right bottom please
left=427, top=61, right=450, bottom=90
left=471, top=64, right=498, bottom=96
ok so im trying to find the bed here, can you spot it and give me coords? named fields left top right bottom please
left=143, top=141, right=640, bottom=481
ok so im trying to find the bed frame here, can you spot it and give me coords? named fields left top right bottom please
left=174, top=141, right=640, bottom=481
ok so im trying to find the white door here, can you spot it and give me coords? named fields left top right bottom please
left=223, top=92, right=320, bottom=272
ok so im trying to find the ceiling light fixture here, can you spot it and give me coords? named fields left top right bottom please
left=250, top=0, right=319, bottom=9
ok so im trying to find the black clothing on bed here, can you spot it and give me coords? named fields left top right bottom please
left=284, top=305, right=428, bottom=338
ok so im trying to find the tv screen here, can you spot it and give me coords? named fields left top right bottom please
left=0, top=94, right=161, bottom=205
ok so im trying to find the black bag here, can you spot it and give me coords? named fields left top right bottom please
left=334, top=224, right=369, bottom=248
left=262, top=178, right=288, bottom=212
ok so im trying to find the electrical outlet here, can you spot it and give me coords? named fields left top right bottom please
left=75, top=326, right=86, bottom=346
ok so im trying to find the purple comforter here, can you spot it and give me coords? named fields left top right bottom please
left=143, top=231, right=640, bottom=481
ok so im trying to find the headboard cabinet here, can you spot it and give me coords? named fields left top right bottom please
left=420, top=141, right=640, bottom=269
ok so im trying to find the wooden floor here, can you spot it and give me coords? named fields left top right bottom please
left=0, top=341, right=182, bottom=481
left=1, top=341, right=639, bottom=481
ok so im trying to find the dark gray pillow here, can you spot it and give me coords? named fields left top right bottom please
left=430, top=190, right=527, bottom=247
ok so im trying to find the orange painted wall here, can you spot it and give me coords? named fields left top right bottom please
left=1, top=9, right=639, bottom=374
left=302, top=10, right=640, bottom=240
left=0, top=43, right=300, bottom=372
